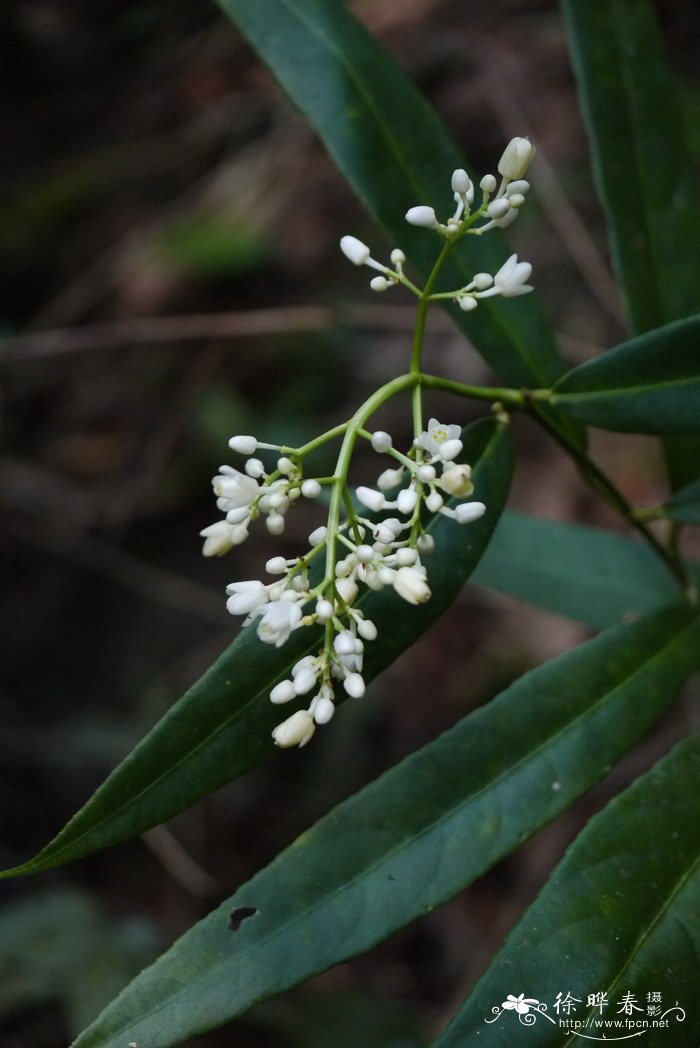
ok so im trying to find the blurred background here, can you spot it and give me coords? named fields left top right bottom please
left=0, top=0, right=698, bottom=1045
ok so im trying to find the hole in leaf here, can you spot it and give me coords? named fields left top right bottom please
left=228, top=906, right=258, bottom=931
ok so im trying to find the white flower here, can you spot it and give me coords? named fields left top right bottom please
left=200, top=521, right=235, bottom=557
left=272, top=710, right=316, bottom=748
left=212, top=468, right=259, bottom=508
left=393, top=566, right=431, bottom=605
left=225, top=580, right=269, bottom=616
left=405, top=205, right=438, bottom=228
left=340, top=235, right=371, bottom=265
left=257, top=600, right=303, bottom=647
left=417, top=419, right=462, bottom=457
left=493, top=254, right=533, bottom=297
left=498, top=137, right=535, bottom=180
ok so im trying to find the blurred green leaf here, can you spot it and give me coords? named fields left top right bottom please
left=433, top=733, right=700, bottom=1047
left=0, top=890, right=159, bottom=1036
left=546, top=315, right=700, bottom=434
left=70, top=603, right=700, bottom=1048
left=1, top=418, right=511, bottom=878
left=471, top=510, right=690, bottom=628
left=155, top=218, right=269, bottom=277
left=664, top=477, right=700, bottom=525
left=562, top=0, right=700, bottom=484
left=216, top=0, right=564, bottom=389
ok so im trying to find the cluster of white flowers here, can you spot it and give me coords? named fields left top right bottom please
left=203, top=139, right=535, bottom=750
left=340, top=137, right=535, bottom=311
left=200, top=437, right=323, bottom=557
left=202, top=419, right=485, bottom=749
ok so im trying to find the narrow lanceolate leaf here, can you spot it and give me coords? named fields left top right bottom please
left=471, top=510, right=686, bottom=629
left=544, top=315, right=700, bottom=434
left=1, top=418, right=511, bottom=879
left=664, top=477, right=700, bottom=525
left=69, top=603, right=700, bottom=1048
left=433, top=734, right=700, bottom=1048
left=562, top=0, right=700, bottom=486
left=216, top=0, right=563, bottom=389
left=561, top=0, right=700, bottom=332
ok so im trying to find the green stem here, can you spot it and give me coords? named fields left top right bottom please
left=421, top=373, right=524, bottom=406
left=410, top=240, right=454, bottom=438
left=324, top=373, right=418, bottom=584
left=526, top=400, right=690, bottom=590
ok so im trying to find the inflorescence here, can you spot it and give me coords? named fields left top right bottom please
left=202, top=138, right=536, bottom=748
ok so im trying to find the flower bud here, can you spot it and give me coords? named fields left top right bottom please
left=334, top=630, right=357, bottom=656
left=272, top=710, right=316, bottom=748
left=377, top=467, right=403, bottom=491
left=301, top=478, right=321, bottom=498
left=344, top=672, right=366, bottom=699
left=266, top=513, right=285, bottom=536
left=416, top=464, right=436, bottom=483
left=335, top=577, right=358, bottom=606
left=340, top=235, right=371, bottom=265
left=451, top=168, right=471, bottom=194
left=266, top=556, right=288, bottom=575
left=425, top=490, right=444, bottom=513
left=472, top=272, right=493, bottom=290
left=393, top=566, right=431, bottom=605
left=459, top=296, right=477, bottom=312
left=390, top=248, right=405, bottom=266
left=396, top=546, right=418, bottom=566
left=438, top=438, right=463, bottom=462
left=270, top=679, right=296, bottom=704
left=371, top=430, right=393, bottom=453
left=439, top=464, right=473, bottom=497
left=357, top=486, right=386, bottom=512
left=498, top=137, right=535, bottom=180
left=454, top=501, right=487, bottom=524
left=397, top=487, right=418, bottom=514
left=370, top=276, right=389, bottom=291
left=313, top=697, right=335, bottom=724
left=293, top=668, right=317, bottom=695
left=480, top=174, right=497, bottom=193
left=228, top=434, right=258, bottom=455
left=308, top=525, right=328, bottom=547
left=315, top=599, right=334, bottom=622
left=487, top=197, right=510, bottom=220
left=405, top=205, right=438, bottom=228
left=357, top=618, right=377, bottom=641
left=416, top=533, right=435, bottom=555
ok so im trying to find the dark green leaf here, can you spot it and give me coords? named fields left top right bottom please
left=70, top=603, right=700, bottom=1048
left=664, top=476, right=700, bottom=525
left=562, top=0, right=700, bottom=483
left=561, top=0, right=700, bottom=332
left=433, top=733, right=700, bottom=1047
left=471, top=510, right=688, bottom=628
left=546, top=315, right=700, bottom=434
left=0, top=419, right=511, bottom=879
left=216, top=0, right=564, bottom=388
